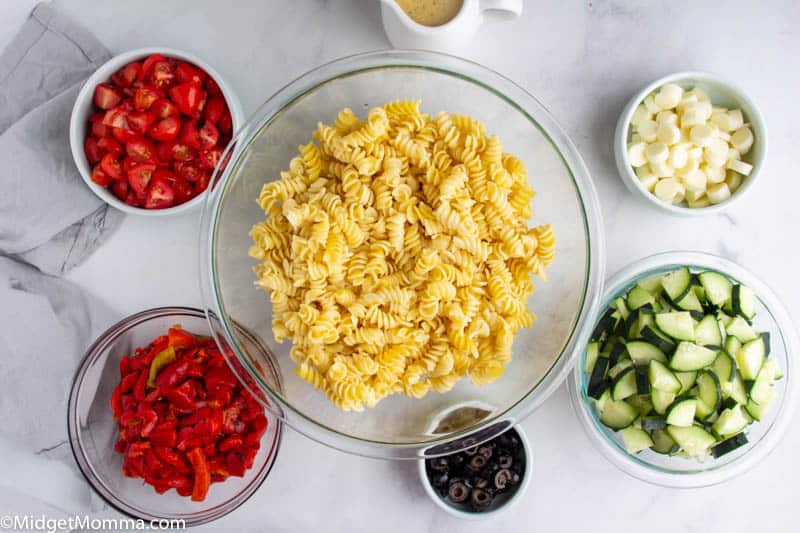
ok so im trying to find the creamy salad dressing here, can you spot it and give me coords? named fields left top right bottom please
left=395, top=0, right=464, bottom=26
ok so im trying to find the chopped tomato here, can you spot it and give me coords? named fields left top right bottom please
left=139, top=53, right=167, bottom=82
left=178, top=120, right=201, bottom=148
left=112, top=179, right=128, bottom=199
left=217, top=108, right=232, bottom=136
left=127, top=111, right=155, bottom=136
left=127, top=163, right=157, bottom=197
left=175, top=162, right=201, bottom=183
left=91, top=165, right=112, bottom=186
left=90, top=113, right=111, bottom=137
left=112, top=127, right=141, bottom=144
left=100, top=153, right=124, bottom=180
left=169, top=82, right=205, bottom=117
left=124, top=190, right=141, bottom=207
left=94, top=83, right=121, bottom=110
left=145, top=176, right=175, bottom=209
left=155, top=141, right=175, bottom=163
left=197, top=121, right=219, bottom=149
left=197, top=146, right=223, bottom=169
left=206, top=76, right=223, bottom=97
left=151, top=60, right=176, bottom=88
left=97, top=137, right=124, bottom=157
left=126, top=138, right=157, bottom=163
left=102, top=106, right=129, bottom=129
left=196, top=169, right=212, bottom=193
left=171, top=143, right=195, bottom=162
left=112, top=61, right=141, bottom=88
left=151, top=98, right=179, bottom=120
left=122, top=157, right=139, bottom=175
left=149, top=116, right=181, bottom=142
left=84, top=137, right=103, bottom=164
left=203, top=97, right=226, bottom=124
left=172, top=178, right=195, bottom=204
left=175, top=62, right=206, bottom=85
left=133, top=86, right=162, bottom=110
left=152, top=168, right=176, bottom=185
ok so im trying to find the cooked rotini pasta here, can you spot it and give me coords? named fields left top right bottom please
left=248, top=100, right=555, bottom=411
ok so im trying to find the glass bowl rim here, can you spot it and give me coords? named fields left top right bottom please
left=66, top=306, right=284, bottom=526
left=199, top=49, right=605, bottom=459
left=568, top=251, right=799, bottom=488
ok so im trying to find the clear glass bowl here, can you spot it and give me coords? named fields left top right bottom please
left=568, top=252, right=799, bottom=487
left=200, top=50, right=604, bottom=459
left=67, top=307, right=283, bottom=526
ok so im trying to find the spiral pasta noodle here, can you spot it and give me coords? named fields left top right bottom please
left=249, top=100, right=556, bottom=411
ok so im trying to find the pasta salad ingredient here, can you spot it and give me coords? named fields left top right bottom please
left=425, top=428, right=525, bottom=512
left=110, top=326, right=267, bottom=501
left=628, top=84, right=755, bottom=208
left=84, top=53, right=234, bottom=209
left=585, top=267, right=781, bottom=460
left=248, top=101, right=555, bottom=411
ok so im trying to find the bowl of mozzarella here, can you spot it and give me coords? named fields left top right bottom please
left=614, top=72, right=766, bottom=214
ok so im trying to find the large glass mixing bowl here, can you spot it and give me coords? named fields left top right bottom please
left=199, top=50, right=604, bottom=459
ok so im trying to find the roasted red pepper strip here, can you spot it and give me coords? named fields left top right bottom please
left=186, top=448, right=210, bottom=502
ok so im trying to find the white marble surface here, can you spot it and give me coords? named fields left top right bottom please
left=2, top=0, right=799, bottom=531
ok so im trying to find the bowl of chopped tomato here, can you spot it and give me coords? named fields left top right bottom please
left=69, top=48, right=244, bottom=215
left=67, top=307, right=282, bottom=525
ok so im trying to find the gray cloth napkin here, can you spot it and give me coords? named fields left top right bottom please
left=0, top=3, right=124, bottom=518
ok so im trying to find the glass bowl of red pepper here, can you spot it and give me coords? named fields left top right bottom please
left=67, top=307, right=282, bottom=526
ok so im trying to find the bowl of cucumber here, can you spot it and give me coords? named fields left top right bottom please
left=568, top=251, right=798, bottom=487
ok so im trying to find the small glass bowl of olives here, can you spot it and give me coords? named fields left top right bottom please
left=418, top=426, right=533, bottom=519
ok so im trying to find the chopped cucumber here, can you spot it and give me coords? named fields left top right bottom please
left=636, top=274, right=663, bottom=295
left=587, top=356, right=609, bottom=398
left=626, top=340, right=667, bottom=365
left=584, top=342, right=600, bottom=373
left=712, top=433, right=748, bottom=458
left=694, top=371, right=721, bottom=418
left=674, top=371, right=698, bottom=395
left=641, top=326, right=677, bottom=354
left=670, top=342, right=717, bottom=371
left=608, top=358, right=633, bottom=380
left=666, top=397, right=697, bottom=427
left=655, top=312, right=696, bottom=341
left=626, top=394, right=653, bottom=415
left=641, top=416, right=666, bottom=430
left=611, top=367, right=638, bottom=401
left=736, top=336, right=766, bottom=380
left=627, top=286, right=655, bottom=310
left=649, top=360, right=682, bottom=393
left=727, top=316, right=758, bottom=343
left=634, top=366, right=650, bottom=395
left=613, top=297, right=630, bottom=320
left=723, top=336, right=742, bottom=361
left=619, top=426, right=655, bottom=454
left=712, top=405, right=749, bottom=438
left=698, top=271, right=733, bottom=306
left=667, top=425, right=717, bottom=458
left=745, top=387, right=775, bottom=421
left=591, top=307, right=617, bottom=341
left=599, top=397, right=639, bottom=430
left=732, top=285, right=756, bottom=321
left=651, top=388, right=676, bottom=415
left=749, top=366, right=774, bottom=405
left=695, top=314, right=723, bottom=347
left=661, top=267, right=692, bottom=302
left=763, top=357, right=783, bottom=381
left=721, top=372, right=748, bottom=405
left=651, top=428, right=680, bottom=455
left=676, top=290, right=704, bottom=313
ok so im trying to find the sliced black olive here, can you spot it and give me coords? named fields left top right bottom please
left=477, top=444, right=493, bottom=460
left=430, top=471, right=449, bottom=488
left=448, top=480, right=470, bottom=503
left=448, top=453, right=465, bottom=469
left=495, top=432, right=513, bottom=450
left=494, top=468, right=512, bottom=491
left=497, top=454, right=513, bottom=469
left=510, top=471, right=521, bottom=485
left=471, top=476, right=490, bottom=490
left=463, top=445, right=479, bottom=456
left=466, top=454, right=487, bottom=472
left=470, top=488, right=493, bottom=510
left=427, top=456, right=449, bottom=472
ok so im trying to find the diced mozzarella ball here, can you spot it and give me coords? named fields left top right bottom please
left=707, top=183, right=732, bottom=204
left=657, top=123, right=681, bottom=145
left=654, top=83, right=684, bottom=109
left=628, top=142, right=648, bottom=167
left=637, top=169, right=658, bottom=191
left=703, top=164, right=726, bottom=184
left=685, top=87, right=710, bottom=102
left=714, top=129, right=731, bottom=141
left=638, top=120, right=659, bottom=142
left=710, top=111, right=734, bottom=132
left=690, top=124, right=714, bottom=146
left=676, top=157, right=699, bottom=177
left=668, top=145, right=689, bottom=169
left=650, top=160, right=675, bottom=178
left=643, top=94, right=661, bottom=114
left=727, top=158, right=753, bottom=176
left=681, top=105, right=705, bottom=127
left=687, top=195, right=711, bottom=208
left=704, top=138, right=729, bottom=167
left=687, top=146, right=703, bottom=161
left=695, top=100, right=713, bottom=121
left=645, top=142, right=669, bottom=164
left=682, top=168, right=707, bottom=192
left=727, top=109, right=744, bottom=130
left=728, top=148, right=741, bottom=161
left=731, top=127, right=754, bottom=154
left=656, top=110, right=679, bottom=125
left=631, top=104, right=652, bottom=127
left=685, top=188, right=706, bottom=202
left=654, top=177, right=684, bottom=203
left=726, top=171, right=743, bottom=192
left=677, top=94, right=698, bottom=113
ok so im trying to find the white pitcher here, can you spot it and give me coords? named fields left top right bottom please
left=380, top=0, right=523, bottom=54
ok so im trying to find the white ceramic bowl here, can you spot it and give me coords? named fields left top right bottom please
left=417, top=426, right=533, bottom=520
left=69, top=47, right=244, bottom=217
left=614, top=71, right=767, bottom=216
